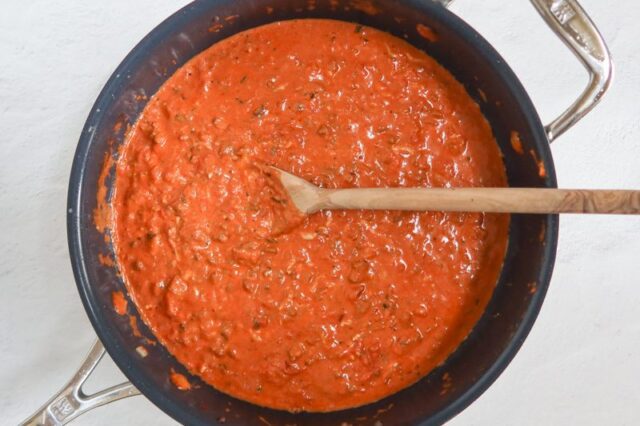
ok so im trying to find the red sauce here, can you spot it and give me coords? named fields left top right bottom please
left=94, top=153, right=114, bottom=234
left=98, top=253, right=115, bottom=267
left=129, top=314, right=142, bottom=337
left=170, top=371, right=192, bottom=390
left=510, top=131, right=524, bottom=155
left=529, top=149, right=547, bottom=178
left=112, top=291, right=127, bottom=316
left=416, top=24, right=438, bottom=43
left=112, top=20, right=508, bottom=412
left=349, top=0, right=381, bottom=15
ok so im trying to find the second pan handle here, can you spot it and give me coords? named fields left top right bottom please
left=436, top=0, right=613, bottom=142
left=530, top=0, right=613, bottom=141
left=19, top=340, right=139, bottom=426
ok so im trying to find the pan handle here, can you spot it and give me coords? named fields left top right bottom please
left=437, top=0, right=613, bottom=142
left=19, top=340, right=139, bottom=426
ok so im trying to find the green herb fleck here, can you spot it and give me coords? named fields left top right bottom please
left=253, top=104, right=267, bottom=118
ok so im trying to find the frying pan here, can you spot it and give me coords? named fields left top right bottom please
left=22, top=0, right=612, bottom=424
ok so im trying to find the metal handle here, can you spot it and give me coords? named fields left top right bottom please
left=437, top=0, right=613, bottom=142
left=20, top=340, right=139, bottom=426
left=530, top=0, right=613, bottom=141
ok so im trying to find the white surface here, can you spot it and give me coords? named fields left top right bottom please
left=1, top=1, right=639, bottom=425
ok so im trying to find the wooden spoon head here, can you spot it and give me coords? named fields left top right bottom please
left=269, top=167, right=322, bottom=214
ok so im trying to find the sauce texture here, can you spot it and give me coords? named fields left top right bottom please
left=112, top=19, right=509, bottom=412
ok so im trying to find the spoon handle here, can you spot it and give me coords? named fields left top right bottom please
left=320, top=188, right=640, bottom=214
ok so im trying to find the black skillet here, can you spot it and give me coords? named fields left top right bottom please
left=22, top=0, right=612, bottom=425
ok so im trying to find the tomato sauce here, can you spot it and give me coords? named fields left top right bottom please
left=112, top=291, right=128, bottom=316
left=112, top=19, right=509, bottom=412
left=170, top=371, right=192, bottom=391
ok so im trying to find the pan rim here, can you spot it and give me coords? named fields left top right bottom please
left=67, top=1, right=558, bottom=425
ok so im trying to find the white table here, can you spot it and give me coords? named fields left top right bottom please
left=2, top=1, right=639, bottom=424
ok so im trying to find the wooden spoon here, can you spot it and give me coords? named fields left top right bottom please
left=271, top=167, right=640, bottom=215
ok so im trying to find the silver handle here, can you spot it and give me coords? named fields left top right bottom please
left=438, top=0, right=613, bottom=142
left=530, top=0, right=612, bottom=141
left=20, top=340, right=139, bottom=426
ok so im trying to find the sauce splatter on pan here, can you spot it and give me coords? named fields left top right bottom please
left=416, top=23, right=438, bottom=42
left=510, top=131, right=524, bottom=155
